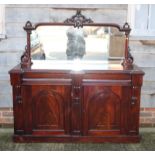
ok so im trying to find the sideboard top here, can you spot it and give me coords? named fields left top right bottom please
left=9, top=60, right=144, bottom=75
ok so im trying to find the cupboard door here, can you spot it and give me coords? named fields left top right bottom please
left=22, top=85, right=71, bottom=136
left=83, top=86, right=123, bottom=136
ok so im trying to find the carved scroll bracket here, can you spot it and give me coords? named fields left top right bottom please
left=21, top=21, right=34, bottom=69
left=21, top=45, right=32, bottom=69
left=64, top=10, right=93, bottom=28
left=122, top=46, right=134, bottom=69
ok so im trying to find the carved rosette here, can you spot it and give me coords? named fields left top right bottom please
left=64, top=10, right=93, bottom=28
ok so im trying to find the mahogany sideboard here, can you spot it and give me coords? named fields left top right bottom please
left=9, top=10, right=144, bottom=143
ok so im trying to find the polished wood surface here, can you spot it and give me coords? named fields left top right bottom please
left=9, top=10, right=144, bottom=142
left=9, top=63, right=144, bottom=143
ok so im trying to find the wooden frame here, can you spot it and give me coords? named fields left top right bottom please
left=21, top=10, right=133, bottom=69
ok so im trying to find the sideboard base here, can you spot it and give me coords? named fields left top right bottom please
left=13, top=134, right=141, bottom=143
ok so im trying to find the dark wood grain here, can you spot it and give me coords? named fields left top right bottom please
left=9, top=10, right=144, bottom=142
left=9, top=64, right=144, bottom=142
left=83, top=86, right=121, bottom=135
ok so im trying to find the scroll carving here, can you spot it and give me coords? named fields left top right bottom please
left=122, top=47, right=134, bottom=69
left=21, top=45, right=30, bottom=68
left=64, top=10, right=93, bottom=28
left=21, top=21, right=33, bottom=69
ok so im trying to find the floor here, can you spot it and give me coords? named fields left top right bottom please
left=0, top=128, right=155, bottom=151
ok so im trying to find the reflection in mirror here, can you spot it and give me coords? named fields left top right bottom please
left=109, top=27, right=125, bottom=59
left=30, top=26, right=125, bottom=62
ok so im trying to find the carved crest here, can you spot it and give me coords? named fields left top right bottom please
left=64, top=10, right=93, bottom=28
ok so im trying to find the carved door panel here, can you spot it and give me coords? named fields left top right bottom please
left=22, top=85, right=71, bottom=136
left=83, top=85, right=124, bottom=136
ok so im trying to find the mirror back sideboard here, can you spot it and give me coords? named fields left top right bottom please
left=9, top=10, right=144, bottom=143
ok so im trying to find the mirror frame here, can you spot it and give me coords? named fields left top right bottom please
left=21, top=10, right=133, bottom=70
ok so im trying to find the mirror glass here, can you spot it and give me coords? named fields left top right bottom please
left=30, top=26, right=125, bottom=62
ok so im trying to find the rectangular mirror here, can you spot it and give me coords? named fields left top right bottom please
left=30, top=26, right=125, bottom=62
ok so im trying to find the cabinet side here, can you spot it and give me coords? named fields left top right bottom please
left=9, top=68, right=24, bottom=135
left=128, top=73, right=144, bottom=135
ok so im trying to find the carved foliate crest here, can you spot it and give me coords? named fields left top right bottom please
left=64, top=10, right=93, bottom=28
